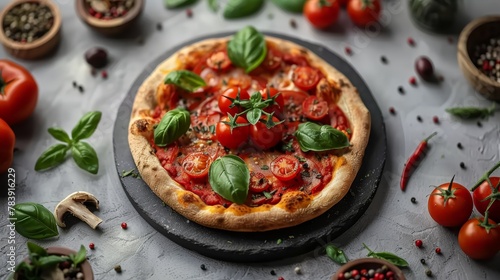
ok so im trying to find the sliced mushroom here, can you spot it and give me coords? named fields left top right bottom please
left=54, top=191, right=103, bottom=229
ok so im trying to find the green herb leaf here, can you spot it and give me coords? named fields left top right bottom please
left=71, top=111, right=102, bottom=142
left=38, top=255, right=68, bottom=269
left=326, top=244, right=349, bottom=264
left=27, top=242, right=48, bottom=257
left=277, top=238, right=282, bottom=244
left=48, top=127, right=71, bottom=144
left=164, top=70, right=206, bottom=92
left=208, top=0, right=218, bottom=11
left=445, top=104, right=495, bottom=119
left=295, top=122, right=350, bottom=152
left=121, top=169, right=135, bottom=177
left=154, top=108, right=191, bottom=146
left=70, top=245, right=87, bottom=267
left=227, top=26, right=267, bottom=73
left=263, top=191, right=272, bottom=199
left=271, top=0, right=307, bottom=13
left=246, top=108, right=262, bottom=125
left=71, top=141, right=99, bottom=174
left=164, top=0, right=197, bottom=9
left=35, top=144, right=69, bottom=171
left=13, top=203, right=59, bottom=239
left=223, top=0, right=264, bottom=19
left=209, top=155, right=250, bottom=204
left=363, top=243, right=409, bottom=267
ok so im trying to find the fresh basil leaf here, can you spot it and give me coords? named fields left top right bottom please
left=223, top=0, right=264, bottom=19
left=208, top=0, right=218, bottom=11
left=71, top=141, right=99, bottom=174
left=71, top=245, right=87, bottom=267
left=38, top=255, right=68, bottom=269
left=209, top=155, right=250, bottom=204
left=445, top=104, right=495, bottom=119
left=27, top=242, right=48, bottom=257
left=247, top=108, right=262, bottom=125
left=154, top=108, right=191, bottom=146
left=326, top=244, right=349, bottom=264
left=363, top=243, right=409, bottom=267
left=71, top=111, right=102, bottom=142
left=35, top=144, right=69, bottom=171
left=263, top=191, right=272, bottom=199
left=164, top=70, right=206, bottom=92
left=227, top=26, right=267, bottom=73
left=271, top=0, right=307, bottom=13
left=15, top=261, right=33, bottom=275
left=48, top=127, right=71, bottom=144
left=164, top=0, right=197, bottom=8
left=13, top=203, right=59, bottom=239
left=295, top=122, right=350, bottom=152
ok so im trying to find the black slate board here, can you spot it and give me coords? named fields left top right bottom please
left=112, top=32, right=387, bottom=263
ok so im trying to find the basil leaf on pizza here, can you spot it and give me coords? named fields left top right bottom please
left=209, top=155, right=250, bottom=204
left=164, top=70, right=206, bottom=92
left=227, top=26, right=267, bottom=73
left=154, top=108, right=191, bottom=146
left=295, top=122, right=350, bottom=152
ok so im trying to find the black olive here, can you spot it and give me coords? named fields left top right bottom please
left=415, top=56, right=434, bottom=81
left=85, top=47, right=108, bottom=69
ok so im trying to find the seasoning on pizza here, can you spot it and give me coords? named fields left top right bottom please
left=128, top=26, right=371, bottom=232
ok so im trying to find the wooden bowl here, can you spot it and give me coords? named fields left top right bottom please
left=458, top=16, right=500, bottom=101
left=0, top=0, right=62, bottom=60
left=75, top=0, right=144, bottom=37
left=331, top=258, right=406, bottom=280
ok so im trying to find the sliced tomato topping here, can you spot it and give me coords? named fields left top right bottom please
left=182, top=152, right=211, bottom=179
left=263, top=47, right=283, bottom=70
left=303, top=95, right=328, bottom=121
left=293, top=66, right=320, bottom=91
left=282, top=53, right=309, bottom=66
left=206, top=51, right=232, bottom=71
left=249, top=172, right=271, bottom=192
left=192, top=113, right=220, bottom=140
left=329, top=105, right=349, bottom=132
left=227, top=74, right=252, bottom=91
left=271, top=155, right=301, bottom=181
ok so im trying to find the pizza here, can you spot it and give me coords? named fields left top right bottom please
left=128, top=26, right=371, bottom=232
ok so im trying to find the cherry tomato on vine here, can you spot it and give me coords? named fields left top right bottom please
left=218, top=87, right=249, bottom=116
left=428, top=178, right=473, bottom=227
left=303, top=0, right=340, bottom=29
left=302, top=96, right=328, bottom=121
left=206, top=50, right=232, bottom=71
left=0, top=118, right=15, bottom=173
left=250, top=116, right=284, bottom=150
left=458, top=217, right=500, bottom=260
left=292, top=66, right=321, bottom=91
left=216, top=116, right=249, bottom=149
left=271, top=155, right=301, bottom=181
left=347, top=0, right=382, bottom=27
left=259, top=88, right=285, bottom=115
left=182, top=152, right=211, bottom=179
left=473, top=177, right=500, bottom=223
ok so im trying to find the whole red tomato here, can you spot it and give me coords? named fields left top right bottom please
left=347, top=0, right=381, bottom=27
left=304, top=0, right=340, bottom=29
left=458, top=217, right=500, bottom=260
left=0, top=60, right=38, bottom=125
left=0, top=118, right=15, bottom=173
left=473, top=177, right=500, bottom=223
left=428, top=179, right=473, bottom=227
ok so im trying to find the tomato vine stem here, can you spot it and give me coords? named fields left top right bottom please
left=470, top=161, right=500, bottom=191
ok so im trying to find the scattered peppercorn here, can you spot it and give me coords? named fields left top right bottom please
left=398, top=86, right=405, bottom=94
left=89, top=243, right=95, bottom=250
left=477, top=121, right=482, bottom=127
left=415, top=239, right=423, bottom=248
left=417, top=116, right=422, bottom=122
left=409, top=76, right=417, bottom=86
left=200, top=264, right=207, bottom=271
left=381, top=56, right=388, bottom=64
left=408, top=37, right=416, bottom=46
left=433, top=116, right=439, bottom=124
left=186, top=8, right=193, bottom=18
left=156, top=22, right=162, bottom=31
left=72, top=81, right=77, bottom=88
left=460, top=162, right=466, bottom=169
left=420, top=258, right=426, bottom=264
left=78, top=85, right=84, bottom=93
left=278, top=277, right=285, bottom=280
left=101, top=70, right=108, bottom=79
left=435, top=247, right=442, bottom=254
left=345, top=46, right=352, bottom=56
left=425, top=269, right=433, bottom=277
left=448, top=36, right=454, bottom=44
left=289, top=19, right=297, bottom=29
left=389, top=107, right=396, bottom=115
left=294, top=267, right=301, bottom=274
left=457, top=142, right=463, bottom=149
left=270, top=270, right=276, bottom=276
left=411, top=197, right=417, bottom=204
left=114, top=265, right=122, bottom=273
left=121, top=222, right=127, bottom=229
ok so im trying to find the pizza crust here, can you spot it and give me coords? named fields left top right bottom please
left=128, top=36, right=371, bottom=232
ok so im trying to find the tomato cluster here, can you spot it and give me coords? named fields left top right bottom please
left=303, top=0, right=381, bottom=29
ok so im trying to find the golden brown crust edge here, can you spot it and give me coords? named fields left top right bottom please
left=128, top=37, right=371, bottom=232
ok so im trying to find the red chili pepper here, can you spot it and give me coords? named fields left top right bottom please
left=400, top=132, right=437, bottom=191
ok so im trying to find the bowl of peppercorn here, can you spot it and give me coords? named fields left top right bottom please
left=0, top=0, right=62, bottom=60
left=331, top=258, right=406, bottom=280
left=458, top=16, right=500, bottom=101
left=76, top=0, right=144, bottom=37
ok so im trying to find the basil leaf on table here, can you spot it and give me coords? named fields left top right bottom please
left=363, top=243, right=409, bottom=267
left=164, top=0, right=197, bottom=9
left=445, top=104, right=495, bottom=119
left=71, top=111, right=102, bottom=142
left=34, top=144, right=69, bottom=171
left=13, top=203, right=59, bottom=239
left=27, top=242, right=48, bottom=257
left=223, top=0, right=264, bottom=19
left=271, top=0, right=307, bottom=13
left=227, top=26, right=267, bottom=73
left=326, top=244, right=349, bottom=264
left=154, top=108, right=191, bottom=146
left=295, top=122, right=350, bottom=152
left=164, top=70, right=206, bottom=92
left=71, top=141, right=99, bottom=174
left=48, top=127, right=71, bottom=144
left=209, top=155, right=250, bottom=204
left=38, top=255, right=68, bottom=268
left=208, top=0, right=218, bottom=11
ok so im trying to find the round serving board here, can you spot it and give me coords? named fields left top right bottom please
left=113, top=32, right=387, bottom=262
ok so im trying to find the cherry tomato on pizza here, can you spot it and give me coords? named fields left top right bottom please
left=216, top=116, right=249, bottom=149
left=303, top=0, right=341, bottom=29
left=182, top=152, right=211, bottom=179
left=458, top=217, right=500, bottom=260
left=259, top=88, right=285, bottom=115
left=302, top=95, right=329, bottom=121
left=271, top=155, right=301, bottom=181
left=427, top=179, right=473, bottom=227
left=0, top=59, right=38, bottom=125
left=249, top=172, right=271, bottom=193
left=250, top=116, right=284, bottom=150
left=473, top=177, right=500, bottom=223
left=347, top=0, right=382, bottom=27
left=218, top=87, right=250, bottom=116
left=206, top=50, right=232, bottom=71
left=263, top=46, right=283, bottom=71
left=0, top=118, right=15, bottom=174
left=292, top=66, right=321, bottom=91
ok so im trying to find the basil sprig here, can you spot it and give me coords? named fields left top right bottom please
left=164, top=0, right=197, bottom=9
left=13, top=203, right=59, bottom=239
left=154, top=108, right=191, bottom=146
left=164, top=70, right=206, bottom=92
left=445, top=104, right=495, bottom=119
left=223, top=0, right=264, bottom=19
left=209, top=155, right=250, bottom=204
left=363, top=243, right=409, bottom=267
left=35, top=111, right=101, bottom=174
left=294, top=122, right=350, bottom=152
left=271, top=0, right=307, bottom=13
left=326, top=244, right=349, bottom=264
left=227, top=26, right=267, bottom=73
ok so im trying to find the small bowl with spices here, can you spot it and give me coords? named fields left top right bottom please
left=458, top=16, right=500, bottom=101
left=331, top=258, right=406, bottom=280
left=76, top=0, right=144, bottom=37
left=0, top=0, right=62, bottom=60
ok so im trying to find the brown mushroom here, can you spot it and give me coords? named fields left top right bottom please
left=54, top=191, right=103, bottom=229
